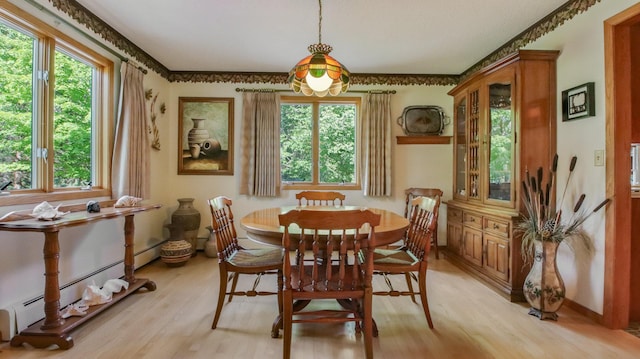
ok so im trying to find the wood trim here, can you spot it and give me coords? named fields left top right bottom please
left=396, top=136, right=451, bottom=145
left=564, top=298, right=604, bottom=324
left=603, top=2, right=640, bottom=330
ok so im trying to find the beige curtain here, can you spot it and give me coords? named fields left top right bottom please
left=361, top=93, right=392, bottom=197
left=111, top=62, right=150, bottom=199
left=239, top=92, right=281, bottom=197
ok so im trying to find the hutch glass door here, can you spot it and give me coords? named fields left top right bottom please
left=486, top=81, right=514, bottom=203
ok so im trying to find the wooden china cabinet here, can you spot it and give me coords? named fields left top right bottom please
left=445, top=50, right=559, bottom=301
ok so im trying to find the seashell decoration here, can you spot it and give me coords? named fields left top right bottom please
left=114, top=195, right=143, bottom=208
left=30, top=201, right=69, bottom=221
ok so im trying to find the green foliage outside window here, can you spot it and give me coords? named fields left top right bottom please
left=0, top=21, right=93, bottom=189
left=0, top=24, right=33, bottom=188
left=281, top=102, right=356, bottom=184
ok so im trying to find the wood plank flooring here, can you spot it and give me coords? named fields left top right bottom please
left=2, top=251, right=640, bottom=358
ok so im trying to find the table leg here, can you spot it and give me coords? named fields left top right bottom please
left=123, top=215, right=136, bottom=284
left=41, top=231, right=64, bottom=330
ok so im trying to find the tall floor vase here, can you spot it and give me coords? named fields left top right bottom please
left=171, top=198, right=201, bottom=257
left=523, top=240, right=565, bottom=320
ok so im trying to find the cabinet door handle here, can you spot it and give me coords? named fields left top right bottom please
left=493, top=223, right=499, bottom=229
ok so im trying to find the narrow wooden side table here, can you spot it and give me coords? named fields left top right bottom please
left=0, top=200, right=161, bottom=349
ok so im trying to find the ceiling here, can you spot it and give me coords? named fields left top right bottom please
left=59, top=0, right=571, bottom=76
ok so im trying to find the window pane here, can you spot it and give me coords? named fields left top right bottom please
left=281, top=104, right=312, bottom=182
left=53, top=49, right=93, bottom=188
left=319, top=104, right=356, bottom=183
left=0, top=22, right=34, bottom=189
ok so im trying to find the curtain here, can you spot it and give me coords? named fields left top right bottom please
left=239, top=92, right=281, bottom=197
left=111, top=62, right=150, bottom=199
left=361, top=93, right=392, bottom=197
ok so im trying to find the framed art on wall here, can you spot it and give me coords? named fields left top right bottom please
left=561, top=82, right=595, bottom=121
left=178, top=97, right=234, bottom=175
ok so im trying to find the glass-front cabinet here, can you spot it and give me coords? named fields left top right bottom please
left=446, top=50, right=559, bottom=302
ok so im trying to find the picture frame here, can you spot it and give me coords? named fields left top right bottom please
left=178, top=97, right=234, bottom=175
left=562, top=82, right=595, bottom=121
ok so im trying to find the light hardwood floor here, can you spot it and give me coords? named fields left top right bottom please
left=2, top=251, right=640, bottom=359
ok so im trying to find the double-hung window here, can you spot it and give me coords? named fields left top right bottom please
left=0, top=4, right=114, bottom=206
left=280, top=96, right=360, bottom=190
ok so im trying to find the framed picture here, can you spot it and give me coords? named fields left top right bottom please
left=178, top=97, right=234, bottom=175
left=562, top=82, right=595, bottom=121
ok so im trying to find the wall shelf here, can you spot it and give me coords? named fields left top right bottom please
left=396, top=136, right=451, bottom=144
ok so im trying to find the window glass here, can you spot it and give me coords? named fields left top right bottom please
left=0, top=6, right=113, bottom=204
left=281, top=103, right=312, bottom=182
left=280, top=98, right=359, bottom=188
left=53, top=49, right=93, bottom=188
left=318, top=103, right=356, bottom=183
left=0, top=21, right=34, bottom=189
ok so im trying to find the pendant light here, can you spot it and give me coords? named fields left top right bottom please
left=287, top=0, right=350, bottom=97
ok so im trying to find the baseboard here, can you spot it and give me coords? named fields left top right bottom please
left=563, top=298, right=604, bottom=324
left=0, top=242, right=162, bottom=342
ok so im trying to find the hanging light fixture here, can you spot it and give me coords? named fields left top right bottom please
left=288, top=0, right=350, bottom=97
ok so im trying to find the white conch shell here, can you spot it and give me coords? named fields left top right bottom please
left=114, top=195, right=143, bottom=208
left=30, top=201, right=69, bottom=220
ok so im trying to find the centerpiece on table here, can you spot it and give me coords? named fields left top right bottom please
left=519, top=154, right=610, bottom=320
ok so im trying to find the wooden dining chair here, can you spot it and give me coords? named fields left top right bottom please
left=404, top=187, right=443, bottom=259
left=295, top=190, right=345, bottom=206
left=373, top=195, right=441, bottom=330
left=278, top=208, right=381, bottom=359
left=208, top=196, right=284, bottom=331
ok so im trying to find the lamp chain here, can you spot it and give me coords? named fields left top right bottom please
left=318, top=0, right=322, bottom=44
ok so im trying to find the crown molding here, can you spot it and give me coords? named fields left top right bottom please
left=48, top=0, right=601, bottom=86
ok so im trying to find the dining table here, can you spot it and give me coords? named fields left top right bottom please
left=239, top=205, right=410, bottom=248
left=239, top=205, right=410, bottom=338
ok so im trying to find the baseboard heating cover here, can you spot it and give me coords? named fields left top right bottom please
left=0, top=243, right=161, bottom=341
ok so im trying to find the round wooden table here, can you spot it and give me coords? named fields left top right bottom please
left=239, top=205, right=409, bottom=247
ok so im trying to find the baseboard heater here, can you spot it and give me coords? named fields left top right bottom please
left=0, top=242, right=163, bottom=342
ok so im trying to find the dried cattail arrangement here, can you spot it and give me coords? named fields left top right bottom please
left=519, top=154, right=610, bottom=264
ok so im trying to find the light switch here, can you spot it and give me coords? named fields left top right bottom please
left=594, top=150, right=604, bottom=166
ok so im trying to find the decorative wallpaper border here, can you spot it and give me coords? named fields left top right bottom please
left=48, top=0, right=601, bottom=86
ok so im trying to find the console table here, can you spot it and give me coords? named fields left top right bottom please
left=0, top=200, right=161, bottom=349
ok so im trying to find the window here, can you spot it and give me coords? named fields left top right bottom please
left=0, top=4, right=113, bottom=206
left=280, top=96, right=360, bottom=189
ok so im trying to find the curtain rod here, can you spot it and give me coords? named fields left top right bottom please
left=23, top=0, right=147, bottom=75
left=235, top=88, right=396, bottom=94
left=122, top=59, right=148, bottom=74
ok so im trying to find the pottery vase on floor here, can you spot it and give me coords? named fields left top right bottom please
left=160, top=224, right=192, bottom=267
left=523, top=240, right=565, bottom=320
left=188, top=118, right=209, bottom=150
left=171, top=198, right=201, bottom=257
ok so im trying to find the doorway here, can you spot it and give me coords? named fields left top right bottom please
left=604, top=3, right=640, bottom=330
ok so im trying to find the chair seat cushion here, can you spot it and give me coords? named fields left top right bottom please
left=228, top=248, right=283, bottom=267
left=373, top=248, right=419, bottom=266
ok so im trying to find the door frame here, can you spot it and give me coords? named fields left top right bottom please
left=603, top=2, right=640, bottom=329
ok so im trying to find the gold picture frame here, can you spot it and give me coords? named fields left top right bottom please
left=178, top=97, right=234, bottom=175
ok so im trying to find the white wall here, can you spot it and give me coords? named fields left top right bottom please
left=525, top=0, right=639, bottom=314
left=166, top=82, right=454, bottom=243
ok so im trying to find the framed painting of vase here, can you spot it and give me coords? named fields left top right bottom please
left=178, top=97, right=234, bottom=175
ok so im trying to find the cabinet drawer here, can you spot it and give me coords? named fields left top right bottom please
left=448, top=208, right=463, bottom=223
left=484, top=217, right=510, bottom=237
left=463, top=212, right=482, bottom=228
